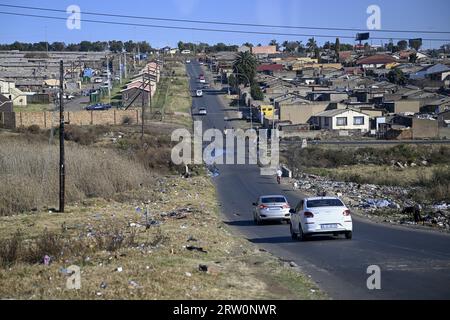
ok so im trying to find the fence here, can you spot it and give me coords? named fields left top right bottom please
left=1, top=109, right=142, bottom=129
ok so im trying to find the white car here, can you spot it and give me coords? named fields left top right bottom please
left=253, top=195, right=291, bottom=225
left=198, top=107, right=207, bottom=115
left=290, top=197, right=353, bottom=241
left=196, top=89, right=203, bottom=97
left=186, top=60, right=191, bottom=64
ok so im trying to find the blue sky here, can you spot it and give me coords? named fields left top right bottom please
left=0, top=0, right=449, bottom=48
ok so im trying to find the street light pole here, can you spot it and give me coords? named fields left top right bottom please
left=232, top=70, right=252, bottom=130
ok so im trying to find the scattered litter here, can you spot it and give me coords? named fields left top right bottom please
left=128, top=280, right=141, bottom=289
left=362, top=199, right=391, bottom=209
left=100, top=282, right=108, bottom=289
left=289, top=261, right=298, bottom=268
left=198, top=264, right=208, bottom=272
left=207, top=165, right=220, bottom=178
left=185, top=272, right=192, bottom=277
left=186, top=246, right=208, bottom=254
left=43, top=255, right=51, bottom=266
left=116, top=267, right=123, bottom=272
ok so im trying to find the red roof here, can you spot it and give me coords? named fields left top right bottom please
left=257, top=64, right=284, bottom=72
left=356, top=54, right=396, bottom=65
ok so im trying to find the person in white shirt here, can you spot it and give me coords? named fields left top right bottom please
left=276, top=168, right=283, bottom=184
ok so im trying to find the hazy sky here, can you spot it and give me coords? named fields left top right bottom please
left=0, top=0, right=449, bottom=48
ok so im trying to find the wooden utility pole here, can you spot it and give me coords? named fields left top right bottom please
left=59, top=60, right=65, bottom=213
left=141, top=72, right=145, bottom=139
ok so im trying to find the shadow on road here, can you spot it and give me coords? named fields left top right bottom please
left=224, top=220, right=254, bottom=227
left=248, top=236, right=293, bottom=244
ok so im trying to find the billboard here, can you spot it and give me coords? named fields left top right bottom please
left=356, top=33, right=370, bottom=41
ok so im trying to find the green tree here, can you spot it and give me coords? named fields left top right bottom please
left=228, top=74, right=237, bottom=88
left=409, top=52, right=418, bottom=63
left=269, top=39, right=280, bottom=51
left=233, top=51, right=258, bottom=86
left=387, top=69, right=407, bottom=85
left=50, top=42, right=65, bottom=51
left=397, top=40, right=408, bottom=51
left=335, top=38, right=340, bottom=55
left=250, top=83, right=264, bottom=100
left=283, top=41, right=300, bottom=53
left=124, top=40, right=136, bottom=53
left=109, top=40, right=124, bottom=53
left=307, top=37, right=317, bottom=53
left=409, top=39, right=422, bottom=51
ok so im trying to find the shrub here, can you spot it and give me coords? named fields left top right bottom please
left=0, top=139, right=151, bottom=216
left=121, top=115, right=134, bottom=125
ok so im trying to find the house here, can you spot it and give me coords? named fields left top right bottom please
left=0, top=78, right=27, bottom=106
left=311, top=109, right=370, bottom=132
left=306, top=91, right=349, bottom=103
left=120, top=81, right=156, bottom=108
left=381, top=115, right=439, bottom=139
left=409, top=64, right=450, bottom=83
left=251, top=46, right=277, bottom=56
left=256, top=64, right=284, bottom=75
left=356, top=54, right=397, bottom=69
left=420, top=97, right=450, bottom=114
left=238, top=45, right=251, bottom=53
left=383, top=100, right=421, bottom=114
left=278, top=102, right=334, bottom=125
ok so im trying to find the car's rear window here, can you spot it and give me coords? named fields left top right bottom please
left=262, top=197, right=286, bottom=204
left=307, top=199, right=344, bottom=208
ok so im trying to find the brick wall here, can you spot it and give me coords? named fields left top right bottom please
left=5, top=109, right=142, bottom=129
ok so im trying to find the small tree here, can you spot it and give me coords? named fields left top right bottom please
left=397, top=40, right=408, bottom=51
left=250, top=83, right=264, bottom=101
left=387, top=69, right=407, bottom=85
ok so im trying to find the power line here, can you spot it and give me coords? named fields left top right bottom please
left=1, top=3, right=449, bottom=35
left=0, top=11, right=449, bottom=42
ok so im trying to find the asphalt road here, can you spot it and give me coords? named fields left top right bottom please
left=186, top=61, right=450, bottom=300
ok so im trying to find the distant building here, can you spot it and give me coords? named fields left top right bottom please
left=311, top=109, right=370, bottom=132
left=251, top=46, right=277, bottom=56
left=356, top=54, right=397, bottom=69
left=238, top=45, right=251, bottom=53
left=384, top=100, right=421, bottom=114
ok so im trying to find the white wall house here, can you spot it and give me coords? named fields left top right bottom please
left=312, top=109, right=370, bottom=132
left=0, top=79, right=27, bottom=106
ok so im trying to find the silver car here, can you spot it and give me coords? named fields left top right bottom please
left=253, top=195, right=291, bottom=225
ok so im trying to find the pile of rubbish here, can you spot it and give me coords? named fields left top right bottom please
left=292, top=173, right=450, bottom=230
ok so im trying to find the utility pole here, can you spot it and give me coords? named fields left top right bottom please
left=59, top=60, right=65, bottom=213
left=106, top=55, right=111, bottom=104
left=148, top=66, right=152, bottom=117
left=141, top=72, right=145, bottom=139
left=119, top=54, right=122, bottom=84
left=124, top=52, right=128, bottom=79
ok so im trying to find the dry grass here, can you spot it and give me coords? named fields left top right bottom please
left=0, top=176, right=325, bottom=300
left=0, top=138, right=152, bottom=216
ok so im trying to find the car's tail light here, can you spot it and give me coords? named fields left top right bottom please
left=282, top=204, right=290, bottom=209
left=343, top=210, right=351, bottom=216
left=304, top=211, right=314, bottom=218
left=259, top=205, right=268, bottom=209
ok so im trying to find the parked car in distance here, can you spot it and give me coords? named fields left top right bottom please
left=198, top=107, right=207, bottom=115
left=94, top=78, right=103, bottom=83
left=253, top=195, right=291, bottom=225
left=290, top=197, right=353, bottom=241
left=196, top=89, right=203, bottom=97
left=85, top=103, right=112, bottom=111
left=202, top=83, right=210, bottom=89
left=186, top=60, right=191, bottom=64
